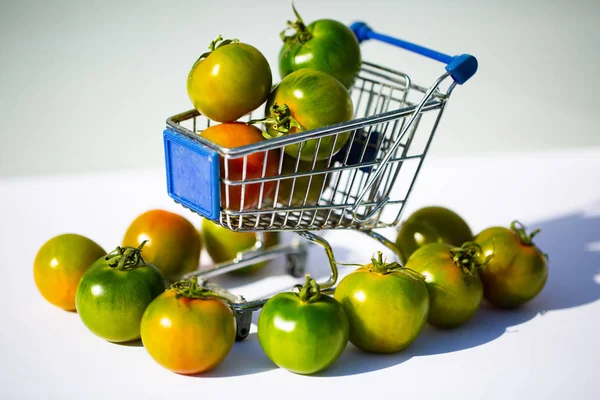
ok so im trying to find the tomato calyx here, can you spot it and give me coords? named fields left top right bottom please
left=105, top=241, right=148, bottom=271
left=198, top=34, right=240, bottom=60
left=510, top=220, right=541, bottom=246
left=510, top=220, right=549, bottom=260
left=449, top=242, right=491, bottom=276
left=249, top=103, right=304, bottom=136
left=280, top=3, right=312, bottom=45
left=169, top=277, right=231, bottom=304
left=292, top=274, right=322, bottom=303
left=361, top=251, right=425, bottom=281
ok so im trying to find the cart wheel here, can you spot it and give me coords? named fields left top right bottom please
left=234, top=308, right=253, bottom=341
left=286, top=253, right=306, bottom=278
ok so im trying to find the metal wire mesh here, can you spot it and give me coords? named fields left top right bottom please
left=168, top=61, right=450, bottom=232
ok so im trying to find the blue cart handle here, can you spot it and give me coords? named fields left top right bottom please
left=351, top=22, right=478, bottom=85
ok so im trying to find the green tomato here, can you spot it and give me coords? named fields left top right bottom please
left=474, top=221, right=549, bottom=309
left=76, top=244, right=167, bottom=342
left=258, top=276, right=349, bottom=375
left=201, top=219, right=280, bottom=275
left=279, top=12, right=361, bottom=89
left=263, top=68, right=353, bottom=162
left=334, top=253, right=429, bottom=353
left=395, top=206, right=473, bottom=264
left=406, top=242, right=483, bottom=329
left=275, top=156, right=329, bottom=207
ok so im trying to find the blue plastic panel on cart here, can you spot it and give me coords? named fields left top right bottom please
left=163, top=129, right=220, bottom=220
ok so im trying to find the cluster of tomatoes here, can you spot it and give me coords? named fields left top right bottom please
left=33, top=205, right=549, bottom=376
left=256, top=206, right=549, bottom=374
left=33, top=209, right=279, bottom=374
left=186, top=5, right=361, bottom=210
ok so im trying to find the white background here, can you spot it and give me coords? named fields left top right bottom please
left=1, top=0, right=599, bottom=177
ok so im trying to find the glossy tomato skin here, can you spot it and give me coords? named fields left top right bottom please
left=200, top=123, right=280, bottom=211
left=201, top=218, right=280, bottom=275
left=187, top=42, right=272, bottom=122
left=76, top=258, right=167, bottom=342
left=395, top=206, right=473, bottom=264
left=475, top=226, right=548, bottom=308
left=141, top=290, right=236, bottom=375
left=33, top=234, right=106, bottom=311
left=275, top=155, right=329, bottom=207
left=264, top=69, right=353, bottom=161
left=122, top=210, right=201, bottom=282
left=406, top=243, right=483, bottom=328
left=334, top=267, right=429, bottom=353
left=258, top=292, right=349, bottom=374
left=279, top=19, right=361, bottom=89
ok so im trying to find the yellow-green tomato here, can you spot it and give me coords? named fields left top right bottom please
left=475, top=222, right=549, bottom=309
left=406, top=242, right=483, bottom=329
left=334, top=254, right=429, bottom=353
left=201, top=219, right=279, bottom=275
left=141, top=282, right=236, bottom=375
left=187, top=37, right=272, bottom=122
left=122, top=209, right=202, bottom=282
left=263, top=68, right=353, bottom=162
left=34, top=233, right=106, bottom=311
left=258, top=279, right=349, bottom=375
left=395, top=206, right=473, bottom=264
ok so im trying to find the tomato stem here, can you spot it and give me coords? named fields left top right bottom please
left=293, top=274, right=321, bottom=303
left=248, top=103, right=304, bottom=135
left=170, top=277, right=231, bottom=304
left=105, top=241, right=147, bottom=271
left=280, top=3, right=312, bottom=45
left=449, top=242, right=491, bottom=275
left=510, top=220, right=541, bottom=246
left=197, top=34, right=240, bottom=60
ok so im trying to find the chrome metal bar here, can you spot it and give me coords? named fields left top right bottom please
left=296, top=231, right=338, bottom=289
left=351, top=72, right=450, bottom=221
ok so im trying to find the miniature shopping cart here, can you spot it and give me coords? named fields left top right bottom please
left=162, top=22, right=477, bottom=340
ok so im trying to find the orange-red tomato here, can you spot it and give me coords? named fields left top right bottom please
left=140, top=289, right=236, bottom=375
left=122, top=210, right=201, bottom=282
left=200, top=123, right=280, bottom=211
left=34, top=233, right=106, bottom=311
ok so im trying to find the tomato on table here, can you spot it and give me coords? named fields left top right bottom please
left=406, top=242, right=486, bottom=328
left=33, top=233, right=106, bottom=311
left=258, top=275, right=349, bottom=374
left=334, top=252, right=429, bottom=353
left=474, top=221, right=549, bottom=308
left=187, top=35, right=272, bottom=122
left=76, top=242, right=167, bottom=342
left=122, top=209, right=201, bottom=282
left=395, top=206, right=473, bottom=264
left=200, top=123, right=280, bottom=211
left=201, top=219, right=280, bottom=275
left=260, top=68, right=353, bottom=162
left=279, top=5, right=362, bottom=89
left=141, top=277, right=236, bottom=375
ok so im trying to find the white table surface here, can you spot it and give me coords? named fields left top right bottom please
left=1, top=148, right=598, bottom=399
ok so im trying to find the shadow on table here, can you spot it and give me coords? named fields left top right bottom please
left=200, top=332, right=276, bottom=378
left=318, top=210, right=600, bottom=376
left=114, top=338, right=143, bottom=347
